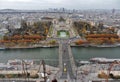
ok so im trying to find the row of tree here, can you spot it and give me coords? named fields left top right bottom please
left=75, top=35, right=120, bottom=45
left=4, top=35, right=43, bottom=40
left=75, top=40, right=88, bottom=45
left=98, top=72, right=120, bottom=79
left=85, top=34, right=119, bottom=45
left=87, top=38, right=117, bottom=45
left=86, top=34, right=119, bottom=38
left=0, top=39, right=40, bottom=43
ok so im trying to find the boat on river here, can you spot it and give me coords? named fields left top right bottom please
left=90, top=57, right=120, bottom=64
left=0, top=47, right=5, bottom=50
left=7, top=59, right=34, bottom=65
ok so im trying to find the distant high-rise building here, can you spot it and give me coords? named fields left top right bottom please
left=112, top=9, right=115, bottom=14
left=112, top=9, right=115, bottom=19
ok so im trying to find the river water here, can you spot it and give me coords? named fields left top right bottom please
left=72, top=47, right=120, bottom=61
left=0, top=48, right=59, bottom=66
left=0, top=47, right=120, bottom=66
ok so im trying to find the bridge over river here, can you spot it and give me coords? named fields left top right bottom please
left=58, top=39, right=77, bottom=81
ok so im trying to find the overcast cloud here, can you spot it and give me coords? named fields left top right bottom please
left=0, top=0, right=120, bottom=10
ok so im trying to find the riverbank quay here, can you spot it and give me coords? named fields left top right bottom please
left=0, top=59, right=60, bottom=82
left=71, top=43, right=120, bottom=48
left=0, top=78, right=36, bottom=82
left=1, top=41, right=120, bottom=50
left=1, top=62, right=120, bottom=82
left=0, top=44, right=58, bottom=50
left=5, top=43, right=120, bottom=50
left=76, top=62, right=120, bottom=82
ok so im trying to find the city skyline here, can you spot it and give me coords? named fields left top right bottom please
left=0, top=0, right=120, bottom=10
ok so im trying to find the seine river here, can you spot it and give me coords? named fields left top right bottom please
left=72, top=47, right=120, bottom=61
left=0, top=48, right=59, bottom=66
left=0, top=47, right=120, bottom=66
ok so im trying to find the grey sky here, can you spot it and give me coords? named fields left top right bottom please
left=0, top=0, right=120, bottom=10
